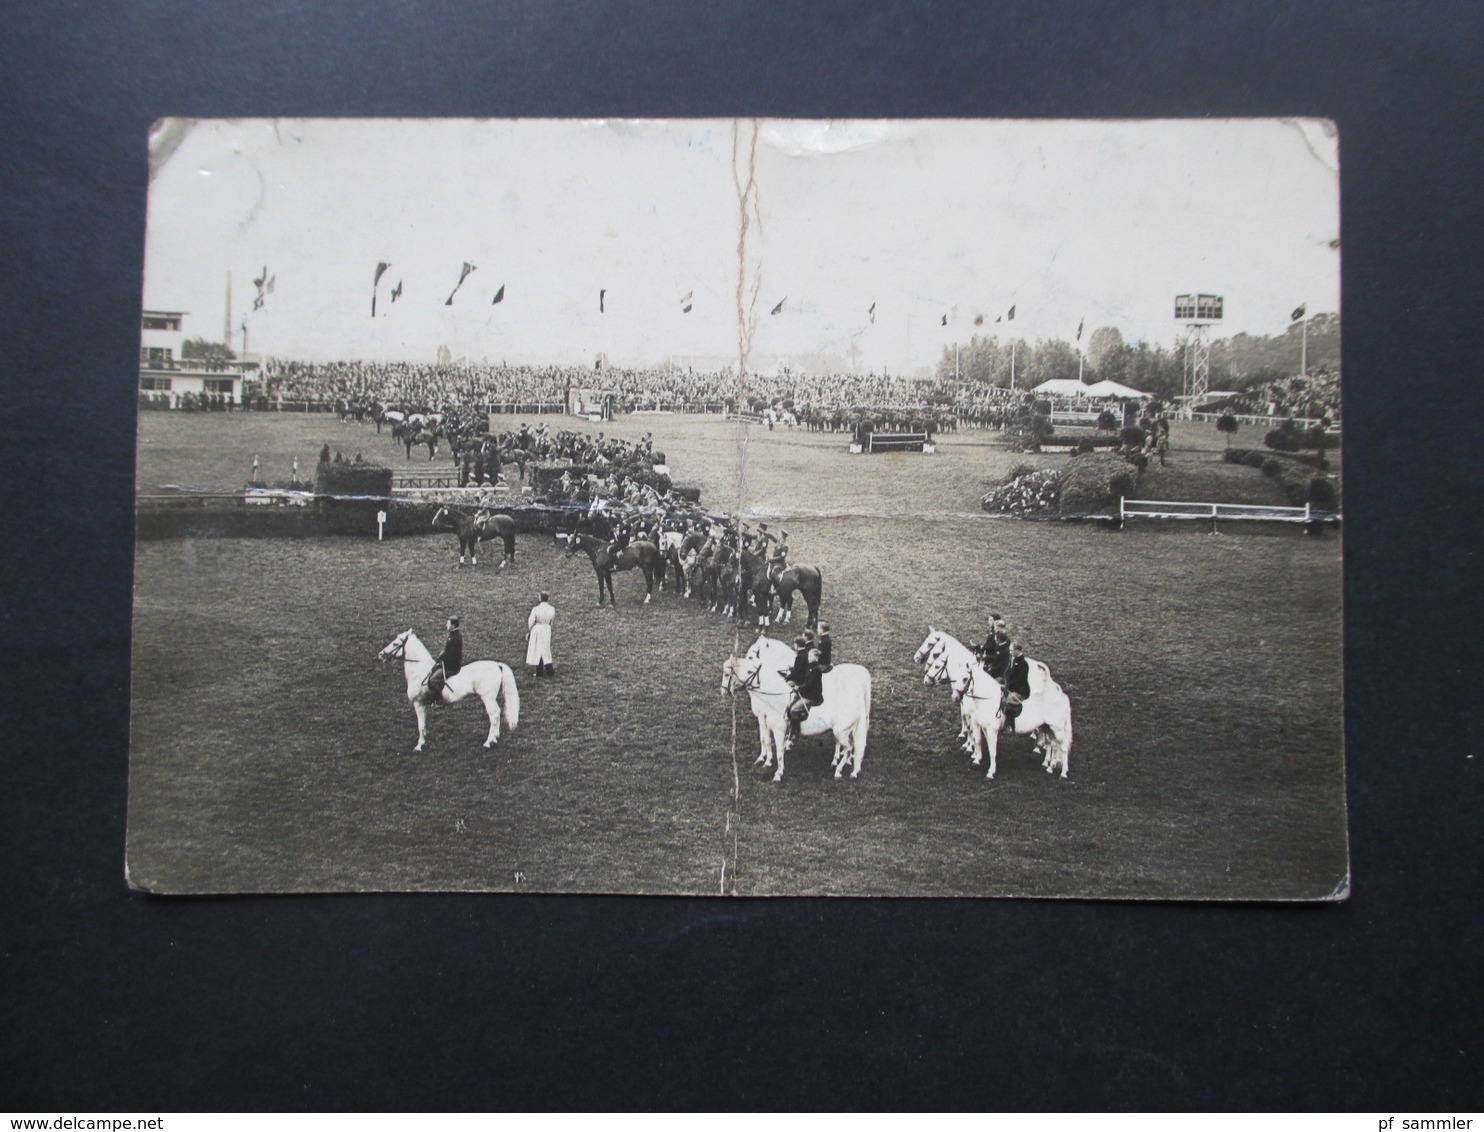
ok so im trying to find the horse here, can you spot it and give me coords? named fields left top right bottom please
left=914, top=627, right=1057, bottom=699
left=913, top=627, right=979, bottom=688
left=404, top=428, right=439, bottom=461
left=721, top=634, right=872, bottom=782
left=564, top=530, right=664, bottom=605
left=655, top=529, right=688, bottom=595
left=377, top=630, right=520, bottom=752
left=770, top=563, right=822, bottom=627
left=735, top=548, right=775, bottom=625
left=920, top=633, right=1073, bottom=778
left=431, top=505, right=516, bottom=567
left=676, top=530, right=709, bottom=597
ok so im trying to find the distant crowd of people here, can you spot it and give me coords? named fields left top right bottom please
left=138, top=390, right=238, bottom=411
left=1206, top=370, right=1339, bottom=421
left=141, top=356, right=1339, bottom=428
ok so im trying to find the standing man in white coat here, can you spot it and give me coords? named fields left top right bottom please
left=526, top=591, right=556, bottom=677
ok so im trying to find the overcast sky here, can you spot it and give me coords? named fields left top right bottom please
left=144, top=118, right=1340, bottom=372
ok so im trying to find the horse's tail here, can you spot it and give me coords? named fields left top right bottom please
left=501, top=663, right=521, bottom=731
left=855, top=670, right=872, bottom=770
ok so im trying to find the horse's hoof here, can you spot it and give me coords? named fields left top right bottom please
left=772, top=772, right=784, bottom=784
left=850, top=770, right=861, bottom=779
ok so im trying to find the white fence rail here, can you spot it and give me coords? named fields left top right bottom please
left=1119, top=497, right=1339, bottom=530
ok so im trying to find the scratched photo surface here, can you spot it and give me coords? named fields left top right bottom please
left=128, top=119, right=1345, bottom=897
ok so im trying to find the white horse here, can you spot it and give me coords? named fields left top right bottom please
left=656, top=529, right=686, bottom=591
left=377, top=630, right=520, bottom=752
left=922, top=639, right=1073, bottom=778
left=914, top=627, right=981, bottom=746
left=720, top=635, right=872, bottom=782
left=914, top=627, right=978, bottom=687
left=947, top=659, right=1008, bottom=779
left=913, top=627, right=1056, bottom=698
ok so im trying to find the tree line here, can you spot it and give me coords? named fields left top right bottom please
left=935, top=314, right=1339, bottom=401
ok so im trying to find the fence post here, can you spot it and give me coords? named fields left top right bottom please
left=1117, top=496, right=1125, bottom=530
left=1210, top=504, right=1218, bottom=535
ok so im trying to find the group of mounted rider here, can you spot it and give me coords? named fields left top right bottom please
left=562, top=499, right=823, bottom=630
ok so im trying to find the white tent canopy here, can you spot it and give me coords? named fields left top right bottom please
left=1083, top=379, right=1150, bottom=399
left=1029, top=378, right=1092, bottom=397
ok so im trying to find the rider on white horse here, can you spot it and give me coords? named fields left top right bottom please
left=814, top=622, right=833, bottom=671
left=425, top=616, right=462, bottom=702
left=977, top=613, right=1012, bottom=679
left=785, top=646, right=825, bottom=747
left=1000, top=641, right=1032, bottom=733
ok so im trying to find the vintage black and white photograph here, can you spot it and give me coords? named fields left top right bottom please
left=128, top=117, right=1344, bottom=898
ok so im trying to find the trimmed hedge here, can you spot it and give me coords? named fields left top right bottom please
left=1264, top=423, right=1332, bottom=454
left=1225, top=448, right=1328, bottom=472
left=1224, top=448, right=1339, bottom=507
left=314, top=462, right=393, bottom=499
left=1059, top=452, right=1144, bottom=516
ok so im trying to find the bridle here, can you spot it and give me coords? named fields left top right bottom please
left=953, top=665, right=999, bottom=705
left=924, top=645, right=953, bottom=685
left=723, top=658, right=763, bottom=694
left=379, top=634, right=412, bottom=663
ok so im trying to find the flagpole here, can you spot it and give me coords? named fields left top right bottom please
left=1300, top=310, right=1308, bottom=376
left=1010, top=339, right=1016, bottom=390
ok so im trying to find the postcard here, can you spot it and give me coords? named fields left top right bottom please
left=129, top=118, right=1344, bottom=897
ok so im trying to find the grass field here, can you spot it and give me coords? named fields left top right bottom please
left=129, top=411, right=1346, bottom=898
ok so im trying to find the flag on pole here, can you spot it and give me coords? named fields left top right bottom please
left=974, top=313, right=985, bottom=327
left=252, top=265, right=270, bottom=311
left=1007, top=304, right=1015, bottom=321
left=1291, top=303, right=1307, bottom=322
left=868, top=301, right=876, bottom=324
left=941, top=314, right=947, bottom=327
left=680, top=290, right=693, bottom=314
left=599, top=289, right=606, bottom=313
left=1076, top=318, right=1084, bottom=341
left=491, top=284, right=505, bottom=305
left=771, top=297, right=785, bottom=315
left=445, top=262, right=476, bottom=305
left=391, top=281, right=403, bottom=302
left=372, top=262, right=390, bottom=316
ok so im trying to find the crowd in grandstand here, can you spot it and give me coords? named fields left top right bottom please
left=142, top=356, right=1340, bottom=426
left=1205, top=369, right=1340, bottom=421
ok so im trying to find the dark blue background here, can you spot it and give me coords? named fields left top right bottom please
left=2, top=1, right=1480, bottom=1110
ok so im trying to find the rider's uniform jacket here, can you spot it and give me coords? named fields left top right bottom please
left=816, top=635, right=832, bottom=668
left=982, top=634, right=1011, bottom=680
left=438, top=630, right=463, bottom=676
left=797, top=663, right=825, bottom=706
left=1005, top=655, right=1031, bottom=698
left=787, top=646, right=811, bottom=686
